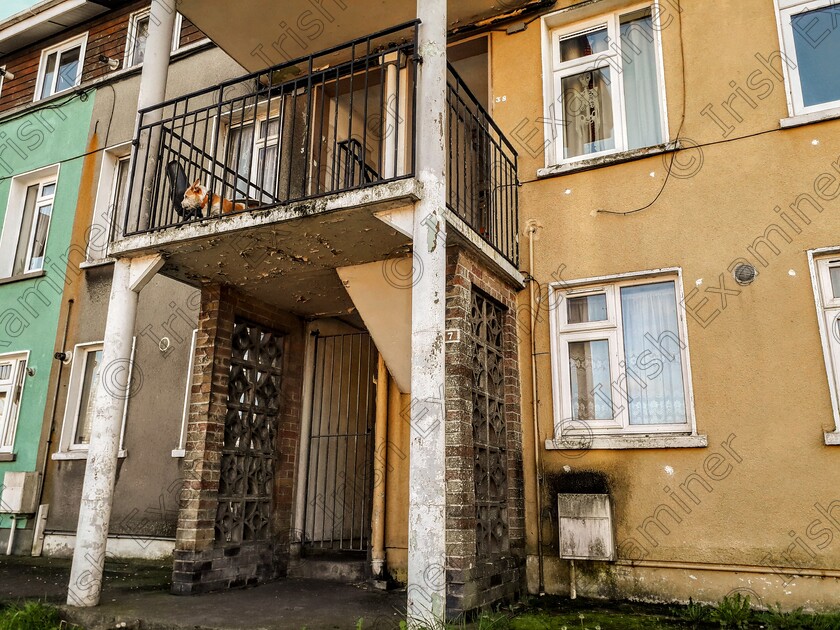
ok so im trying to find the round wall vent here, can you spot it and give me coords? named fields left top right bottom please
left=733, top=263, right=757, bottom=285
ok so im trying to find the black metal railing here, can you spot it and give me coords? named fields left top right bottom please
left=121, top=22, right=519, bottom=266
left=446, top=64, right=519, bottom=266
left=123, top=22, right=420, bottom=236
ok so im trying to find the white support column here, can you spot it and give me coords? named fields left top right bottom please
left=67, top=254, right=163, bottom=607
left=407, top=0, right=448, bottom=626
left=134, top=0, right=177, bottom=230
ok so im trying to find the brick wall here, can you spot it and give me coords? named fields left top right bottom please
left=0, top=0, right=206, bottom=113
left=172, top=284, right=305, bottom=594
left=444, top=245, right=525, bottom=616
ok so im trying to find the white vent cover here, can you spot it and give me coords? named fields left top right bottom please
left=1, top=471, right=40, bottom=514
left=557, top=493, right=615, bottom=561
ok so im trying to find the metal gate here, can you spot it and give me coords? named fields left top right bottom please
left=303, top=332, right=377, bottom=551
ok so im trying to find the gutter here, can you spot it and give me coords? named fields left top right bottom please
left=448, top=0, right=557, bottom=37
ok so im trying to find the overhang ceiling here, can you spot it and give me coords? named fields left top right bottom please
left=175, top=0, right=535, bottom=72
left=0, top=0, right=114, bottom=56
left=157, top=204, right=412, bottom=322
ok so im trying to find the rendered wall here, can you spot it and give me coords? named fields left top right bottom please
left=40, top=45, right=247, bottom=552
left=0, top=95, right=94, bottom=548
left=488, top=0, right=840, bottom=610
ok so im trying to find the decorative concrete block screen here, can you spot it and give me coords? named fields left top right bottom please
left=216, top=320, right=285, bottom=545
left=470, top=290, right=509, bottom=556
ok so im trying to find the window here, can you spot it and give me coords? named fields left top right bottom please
left=71, top=346, right=102, bottom=448
left=0, top=353, right=28, bottom=453
left=125, top=9, right=184, bottom=68
left=88, top=146, right=131, bottom=262
left=777, top=0, right=840, bottom=116
left=0, top=165, right=59, bottom=279
left=35, top=33, right=86, bottom=101
left=542, top=5, right=666, bottom=165
left=550, top=272, right=696, bottom=439
left=810, top=253, right=840, bottom=442
left=55, top=340, right=133, bottom=459
left=224, top=109, right=282, bottom=202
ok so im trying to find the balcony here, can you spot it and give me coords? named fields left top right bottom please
left=117, top=21, right=518, bottom=267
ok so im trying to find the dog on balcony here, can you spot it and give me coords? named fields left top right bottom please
left=181, top=180, right=246, bottom=216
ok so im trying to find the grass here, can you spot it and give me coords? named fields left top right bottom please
left=0, top=602, right=65, bottom=630
left=374, top=595, right=840, bottom=630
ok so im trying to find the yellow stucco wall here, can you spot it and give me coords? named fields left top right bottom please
left=487, top=0, right=840, bottom=610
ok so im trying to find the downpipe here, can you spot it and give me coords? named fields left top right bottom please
left=527, top=223, right=545, bottom=596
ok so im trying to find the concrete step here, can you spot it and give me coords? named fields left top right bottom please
left=288, top=558, right=369, bottom=583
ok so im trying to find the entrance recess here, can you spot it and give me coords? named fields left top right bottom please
left=303, top=332, right=378, bottom=553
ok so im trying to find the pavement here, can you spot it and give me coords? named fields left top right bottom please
left=0, top=556, right=408, bottom=630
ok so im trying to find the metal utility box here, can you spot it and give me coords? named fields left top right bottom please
left=557, top=493, right=615, bottom=561
left=1, top=472, right=40, bottom=514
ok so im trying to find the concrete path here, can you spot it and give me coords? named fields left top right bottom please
left=0, top=557, right=407, bottom=630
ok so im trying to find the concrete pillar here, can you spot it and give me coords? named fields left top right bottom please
left=67, top=255, right=163, bottom=606
left=134, top=0, right=177, bottom=231
left=407, top=0, right=448, bottom=626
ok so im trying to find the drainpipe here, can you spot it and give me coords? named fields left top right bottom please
left=38, top=299, right=74, bottom=506
left=6, top=515, right=16, bottom=555
left=382, top=53, right=400, bottom=179
left=528, top=224, right=545, bottom=595
left=370, top=355, right=389, bottom=579
left=67, top=255, right=164, bottom=607
left=291, top=327, right=319, bottom=560
left=407, top=0, right=448, bottom=626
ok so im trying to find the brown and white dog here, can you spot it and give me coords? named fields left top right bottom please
left=181, top=180, right=245, bottom=216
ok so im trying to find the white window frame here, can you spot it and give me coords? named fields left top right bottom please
left=221, top=102, right=284, bottom=201
left=34, top=32, right=87, bottom=102
left=87, top=144, right=132, bottom=263
left=548, top=268, right=702, bottom=448
left=540, top=2, right=669, bottom=167
left=53, top=340, right=133, bottom=459
left=0, top=164, right=60, bottom=279
left=808, top=248, right=840, bottom=444
left=172, top=328, right=198, bottom=458
left=775, top=0, right=840, bottom=118
left=124, top=8, right=184, bottom=69
left=0, top=352, right=29, bottom=454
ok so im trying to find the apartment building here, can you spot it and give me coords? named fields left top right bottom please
left=6, top=0, right=836, bottom=625
left=0, top=0, right=245, bottom=562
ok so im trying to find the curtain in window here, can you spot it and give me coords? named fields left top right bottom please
left=620, top=282, right=687, bottom=425
left=620, top=13, right=662, bottom=150
left=562, top=68, right=615, bottom=159
left=569, top=339, right=613, bottom=421
left=225, top=124, right=255, bottom=198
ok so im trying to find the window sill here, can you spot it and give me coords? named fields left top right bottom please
left=52, top=449, right=127, bottom=460
left=0, top=270, right=46, bottom=287
left=546, top=434, right=708, bottom=450
left=537, top=142, right=677, bottom=179
left=825, top=432, right=840, bottom=446
left=0, top=453, right=16, bottom=462
left=79, top=258, right=115, bottom=270
left=781, top=106, right=840, bottom=129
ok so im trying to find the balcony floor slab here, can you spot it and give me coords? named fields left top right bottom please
left=110, top=182, right=418, bottom=320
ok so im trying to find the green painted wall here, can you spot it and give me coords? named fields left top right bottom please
left=0, top=94, right=95, bottom=516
